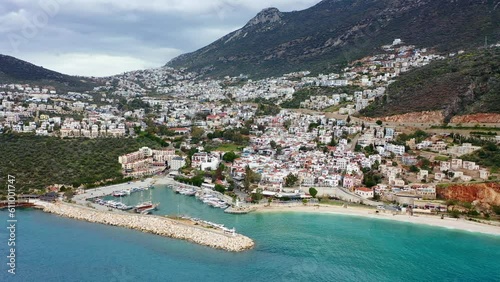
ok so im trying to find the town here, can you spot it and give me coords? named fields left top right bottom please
left=1, top=41, right=499, bottom=219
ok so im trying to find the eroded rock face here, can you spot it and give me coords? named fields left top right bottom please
left=364, top=111, right=445, bottom=123
left=450, top=114, right=500, bottom=124
left=437, top=183, right=500, bottom=206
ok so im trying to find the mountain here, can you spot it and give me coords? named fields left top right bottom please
left=167, top=0, right=500, bottom=78
left=0, top=54, right=96, bottom=92
left=360, top=47, right=500, bottom=122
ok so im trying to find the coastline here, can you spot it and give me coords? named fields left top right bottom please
left=41, top=175, right=499, bottom=243
left=254, top=204, right=500, bottom=237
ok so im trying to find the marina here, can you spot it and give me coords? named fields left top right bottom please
left=34, top=200, right=254, bottom=252
left=172, top=183, right=233, bottom=210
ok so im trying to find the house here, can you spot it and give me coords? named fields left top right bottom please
left=355, top=187, right=374, bottom=199
left=479, top=169, right=490, bottom=180
left=463, top=161, right=479, bottom=171
left=451, top=159, right=463, bottom=170
left=170, top=127, right=190, bottom=135
left=343, top=176, right=355, bottom=189
left=418, top=170, right=428, bottom=181
left=394, top=179, right=405, bottom=187
left=169, top=157, right=186, bottom=171
left=440, top=161, right=451, bottom=172
left=192, top=152, right=220, bottom=171
left=461, top=175, right=472, bottom=182
left=434, top=172, right=445, bottom=181
left=451, top=171, right=463, bottom=179
left=386, top=143, right=405, bottom=155
left=402, top=155, right=417, bottom=166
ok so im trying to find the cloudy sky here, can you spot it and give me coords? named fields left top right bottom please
left=0, top=0, right=320, bottom=77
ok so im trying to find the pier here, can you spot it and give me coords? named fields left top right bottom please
left=0, top=199, right=36, bottom=209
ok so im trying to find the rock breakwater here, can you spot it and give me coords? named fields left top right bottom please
left=38, top=201, right=254, bottom=252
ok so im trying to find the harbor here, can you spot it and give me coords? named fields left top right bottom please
left=172, top=183, right=234, bottom=210
left=34, top=200, right=254, bottom=252
left=29, top=176, right=255, bottom=252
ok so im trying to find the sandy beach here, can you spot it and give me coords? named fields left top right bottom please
left=255, top=204, right=500, bottom=236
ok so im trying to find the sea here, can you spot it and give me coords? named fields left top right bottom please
left=1, top=185, right=499, bottom=282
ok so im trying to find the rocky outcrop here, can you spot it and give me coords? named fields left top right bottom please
left=364, top=111, right=445, bottom=123
left=244, top=8, right=283, bottom=28
left=450, top=114, right=500, bottom=124
left=437, top=183, right=500, bottom=207
left=38, top=201, right=254, bottom=252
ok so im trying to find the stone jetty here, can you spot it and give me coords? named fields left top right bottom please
left=36, top=201, right=254, bottom=252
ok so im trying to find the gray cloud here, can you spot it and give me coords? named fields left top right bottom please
left=0, top=0, right=320, bottom=76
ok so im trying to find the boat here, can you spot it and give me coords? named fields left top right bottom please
left=179, top=188, right=197, bottom=196
left=112, top=191, right=127, bottom=197
left=140, top=207, right=155, bottom=214
left=134, top=201, right=154, bottom=210
left=134, top=203, right=159, bottom=213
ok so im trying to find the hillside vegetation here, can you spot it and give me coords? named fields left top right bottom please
left=168, top=0, right=499, bottom=79
left=361, top=48, right=500, bottom=121
left=0, top=54, right=96, bottom=92
left=0, top=135, right=160, bottom=194
left=463, top=143, right=500, bottom=173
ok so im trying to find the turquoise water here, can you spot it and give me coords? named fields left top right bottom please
left=1, top=186, right=500, bottom=282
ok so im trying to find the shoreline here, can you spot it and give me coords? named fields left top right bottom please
left=254, top=204, right=500, bottom=237
left=41, top=174, right=500, bottom=241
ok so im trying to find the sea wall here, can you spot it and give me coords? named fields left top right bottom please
left=38, top=201, right=254, bottom=252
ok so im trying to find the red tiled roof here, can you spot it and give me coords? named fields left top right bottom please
left=356, top=187, right=373, bottom=192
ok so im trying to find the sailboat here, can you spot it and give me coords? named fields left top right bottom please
left=134, top=190, right=159, bottom=213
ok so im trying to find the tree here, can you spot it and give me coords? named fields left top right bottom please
left=222, top=151, right=239, bottom=163
left=283, top=120, right=292, bottom=130
left=276, top=145, right=282, bottom=156
left=309, top=187, right=318, bottom=198
left=64, top=190, right=75, bottom=200
left=213, top=163, right=225, bottom=181
left=244, top=166, right=260, bottom=191
left=214, top=184, right=226, bottom=194
left=251, top=188, right=263, bottom=203
left=191, top=126, right=205, bottom=140
left=346, top=115, right=351, bottom=124
left=329, top=133, right=337, bottom=146
left=270, top=140, right=277, bottom=149
left=285, top=173, right=299, bottom=187
left=376, top=120, right=383, bottom=126
left=410, top=165, right=420, bottom=173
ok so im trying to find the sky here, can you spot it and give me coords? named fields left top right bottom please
left=0, top=0, right=320, bottom=77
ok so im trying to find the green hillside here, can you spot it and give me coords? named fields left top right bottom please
left=167, top=0, right=500, bottom=79
left=0, top=54, right=96, bottom=92
left=361, top=48, right=500, bottom=121
left=0, top=135, right=160, bottom=194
